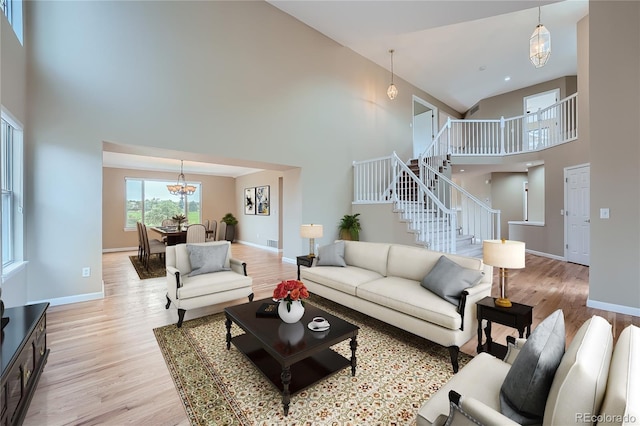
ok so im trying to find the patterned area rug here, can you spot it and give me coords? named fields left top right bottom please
left=153, top=295, right=471, bottom=425
left=129, top=255, right=166, bottom=280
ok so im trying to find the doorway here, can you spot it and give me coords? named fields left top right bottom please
left=565, top=164, right=590, bottom=266
left=412, top=96, right=438, bottom=158
left=524, top=89, right=559, bottom=150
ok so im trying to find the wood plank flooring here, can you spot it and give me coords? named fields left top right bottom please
left=23, top=246, right=639, bottom=425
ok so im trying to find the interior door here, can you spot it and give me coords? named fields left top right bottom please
left=565, top=164, right=590, bottom=265
left=413, top=96, right=437, bottom=158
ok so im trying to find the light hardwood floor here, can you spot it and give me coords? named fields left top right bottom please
left=23, top=245, right=639, bottom=425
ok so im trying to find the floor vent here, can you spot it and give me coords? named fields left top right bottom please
left=267, top=239, right=278, bottom=248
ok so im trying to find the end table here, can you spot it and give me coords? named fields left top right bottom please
left=476, top=296, right=533, bottom=359
left=296, top=255, right=314, bottom=280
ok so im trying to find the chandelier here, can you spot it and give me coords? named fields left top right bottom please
left=167, top=160, right=196, bottom=197
left=529, top=7, right=551, bottom=68
left=387, top=49, right=398, bottom=100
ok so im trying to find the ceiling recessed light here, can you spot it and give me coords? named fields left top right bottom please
left=526, top=162, right=533, bottom=166
left=460, top=169, right=465, bottom=172
left=479, top=66, right=487, bottom=71
left=504, top=76, right=511, bottom=81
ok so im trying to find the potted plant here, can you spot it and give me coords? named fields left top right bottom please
left=338, top=213, right=361, bottom=241
left=221, top=213, right=238, bottom=242
left=171, top=214, right=187, bottom=230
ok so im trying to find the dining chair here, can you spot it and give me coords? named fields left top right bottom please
left=161, top=219, right=176, bottom=227
left=186, top=224, right=207, bottom=243
left=203, top=219, right=210, bottom=230
left=136, top=222, right=145, bottom=261
left=216, top=222, right=227, bottom=241
left=207, top=220, right=217, bottom=241
left=141, top=224, right=166, bottom=270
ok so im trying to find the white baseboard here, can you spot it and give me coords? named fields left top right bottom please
left=525, top=249, right=565, bottom=262
left=586, top=298, right=640, bottom=317
left=103, top=246, right=137, bottom=253
left=282, top=257, right=296, bottom=265
left=235, top=240, right=280, bottom=253
left=30, top=281, right=105, bottom=307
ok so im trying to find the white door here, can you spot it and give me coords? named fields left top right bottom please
left=565, top=164, right=590, bottom=265
left=413, top=96, right=438, bottom=158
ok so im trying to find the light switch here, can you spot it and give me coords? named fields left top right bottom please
left=600, top=208, right=610, bottom=219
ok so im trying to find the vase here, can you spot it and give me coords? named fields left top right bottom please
left=278, top=300, right=305, bottom=323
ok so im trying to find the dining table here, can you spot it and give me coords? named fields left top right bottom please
left=149, top=226, right=187, bottom=246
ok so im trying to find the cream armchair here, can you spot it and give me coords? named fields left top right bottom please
left=164, top=241, right=253, bottom=327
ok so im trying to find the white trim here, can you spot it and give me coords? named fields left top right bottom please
left=234, top=240, right=279, bottom=253
left=30, top=283, right=105, bottom=307
left=586, top=299, right=640, bottom=317
left=564, top=163, right=591, bottom=265
left=525, top=249, right=565, bottom=262
left=282, top=256, right=296, bottom=265
left=103, top=246, right=137, bottom=253
left=1, top=260, right=27, bottom=283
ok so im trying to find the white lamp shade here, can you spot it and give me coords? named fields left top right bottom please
left=300, top=224, right=323, bottom=239
left=483, top=240, right=525, bottom=269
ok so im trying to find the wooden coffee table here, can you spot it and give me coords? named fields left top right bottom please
left=224, top=298, right=359, bottom=416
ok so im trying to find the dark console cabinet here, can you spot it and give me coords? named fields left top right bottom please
left=1, top=303, right=49, bottom=426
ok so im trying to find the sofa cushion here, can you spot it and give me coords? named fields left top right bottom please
left=499, top=309, right=565, bottom=424
left=301, top=266, right=383, bottom=296
left=357, top=276, right=462, bottom=330
left=543, top=315, right=613, bottom=426
left=316, top=241, right=347, bottom=267
left=597, top=324, right=639, bottom=426
left=420, top=256, right=484, bottom=306
left=387, top=244, right=484, bottom=282
left=178, top=270, right=252, bottom=299
left=343, top=241, right=390, bottom=276
left=187, top=243, right=230, bottom=276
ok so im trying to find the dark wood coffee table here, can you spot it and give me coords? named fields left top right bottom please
left=224, top=298, right=359, bottom=416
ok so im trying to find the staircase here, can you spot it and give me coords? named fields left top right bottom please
left=352, top=93, right=579, bottom=256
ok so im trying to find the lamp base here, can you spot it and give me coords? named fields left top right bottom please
left=495, top=297, right=512, bottom=308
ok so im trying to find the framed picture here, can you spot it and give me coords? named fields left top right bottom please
left=256, top=185, right=270, bottom=216
left=244, top=187, right=256, bottom=215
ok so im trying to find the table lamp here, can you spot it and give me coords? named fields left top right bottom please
left=482, top=239, right=525, bottom=308
left=300, top=224, right=323, bottom=257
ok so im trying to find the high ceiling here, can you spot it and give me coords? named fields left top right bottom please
left=268, top=0, right=588, bottom=113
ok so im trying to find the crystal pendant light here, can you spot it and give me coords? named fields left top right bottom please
left=530, top=7, right=551, bottom=68
left=387, top=49, right=398, bottom=100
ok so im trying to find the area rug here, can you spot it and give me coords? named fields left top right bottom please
left=129, top=255, right=166, bottom=280
left=154, top=295, right=472, bottom=425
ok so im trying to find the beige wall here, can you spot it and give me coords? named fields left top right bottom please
left=490, top=172, right=527, bottom=239
left=527, top=165, right=544, bottom=222
left=102, top=167, right=236, bottom=250
left=235, top=170, right=283, bottom=247
left=466, top=76, right=577, bottom=119
left=589, top=1, right=640, bottom=310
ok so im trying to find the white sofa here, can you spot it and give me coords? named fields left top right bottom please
left=417, top=316, right=639, bottom=426
left=165, top=241, right=253, bottom=327
left=300, top=240, right=493, bottom=372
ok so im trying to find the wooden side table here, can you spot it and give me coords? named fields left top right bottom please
left=476, top=296, right=533, bottom=359
left=296, top=255, right=314, bottom=280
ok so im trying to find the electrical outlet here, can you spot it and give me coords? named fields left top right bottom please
left=82, top=267, right=91, bottom=277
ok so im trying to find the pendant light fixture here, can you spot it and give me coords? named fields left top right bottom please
left=387, top=49, right=398, bottom=100
left=529, top=6, right=551, bottom=68
left=167, top=160, right=196, bottom=198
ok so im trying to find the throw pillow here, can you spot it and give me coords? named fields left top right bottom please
left=187, top=244, right=230, bottom=277
left=316, top=241, right=347, bottom=267
left=420, top=255, right=483, bottom=305
left=500, top=309, right=566, bottom=425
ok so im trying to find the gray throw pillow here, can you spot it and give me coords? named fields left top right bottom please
left=187, top=244, right=230, bottom=277
left=500, top=309, right=566, bottom=425
left=316, top=241, right=347, bottom=267
left=420, top=256, right=483, bottom=305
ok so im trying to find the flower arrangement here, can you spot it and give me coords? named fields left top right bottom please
left=273, top=279, right=309, bottom=312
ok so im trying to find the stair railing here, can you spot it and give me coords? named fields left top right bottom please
left=353, top=152, right=457, bottom=253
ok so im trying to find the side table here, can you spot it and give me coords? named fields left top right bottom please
left=476, top=296, right=533, bottom=359
left=296, top=255, right=314, bottom=280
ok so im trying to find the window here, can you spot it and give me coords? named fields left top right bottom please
left=1, top=112, right=23, bottom=269
left=125, top=178, right=201, bottom=228
left=1, top=0, right=23, bottom=45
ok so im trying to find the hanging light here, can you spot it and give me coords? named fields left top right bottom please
left=530, top=7, right=551, bottom=68
left=167, top=160, right=196, bottom=198
left=387, top=49, right=398, bottom=100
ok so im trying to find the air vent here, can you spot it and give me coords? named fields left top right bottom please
left=468, top=103, right=480, bottom=116
left=267, top=239, right=278, bottom=248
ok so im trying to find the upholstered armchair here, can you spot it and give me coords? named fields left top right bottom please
left=165, top=241, right=254, bottom=327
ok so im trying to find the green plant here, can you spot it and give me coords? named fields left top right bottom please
left=171, top=213, right=187, bottom=225
left=221, top=213, right=238, bottom=226
left=338, top=213, right=361, bottom=241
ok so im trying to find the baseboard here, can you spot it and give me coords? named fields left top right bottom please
left=235, top=240, right=280, bottom=253
left=586, top=299, right=640, bottom=317
left=525, top=249, right=565, bottom=262
left=282, top=257, right=296, bottom=265
left=29, top=281, right=105, bottom=307
left=103, top=246, right=137, bottom=253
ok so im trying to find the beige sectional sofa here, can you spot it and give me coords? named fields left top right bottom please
left=300, top=240, right=493, bottom=372
left=417, top=315, right=639, bottom=426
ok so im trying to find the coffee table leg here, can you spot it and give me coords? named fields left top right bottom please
left=225, top=316, right=232, bottom=350
left=281, top=366, right=291, bottom=416
left=350, top=336, right=358, bottom=376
